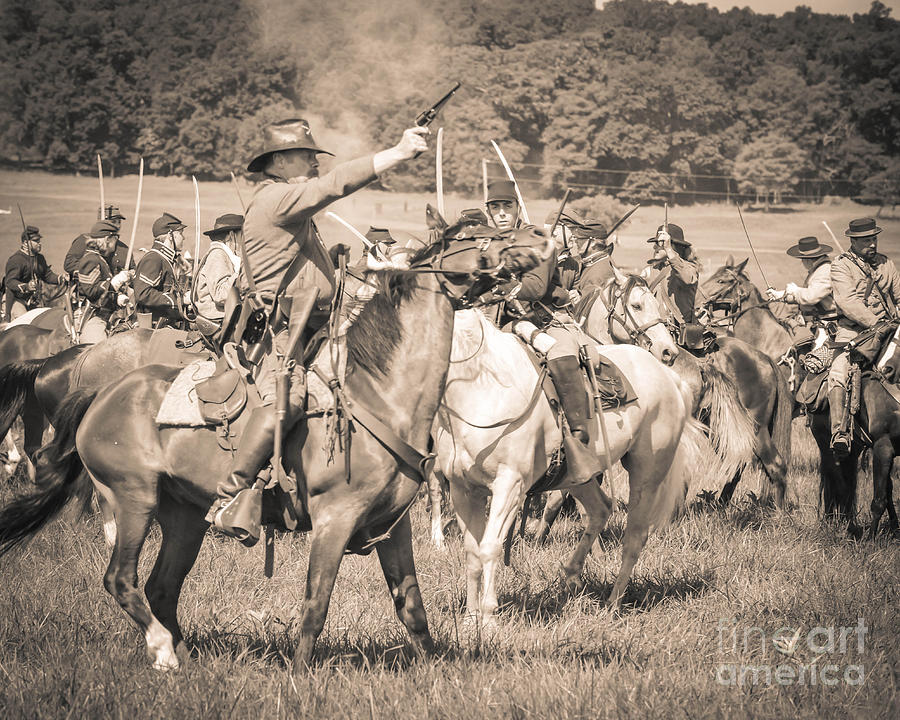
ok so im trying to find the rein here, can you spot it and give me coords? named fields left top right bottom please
left=441, top=364, right=548, bottom=429
left=603, top=276, right=667, bottom=346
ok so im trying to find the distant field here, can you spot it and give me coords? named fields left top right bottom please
left=2, top=169, right=898, bottom=291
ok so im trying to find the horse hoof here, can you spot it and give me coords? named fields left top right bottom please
left=561, top=573, right=585, bottom=596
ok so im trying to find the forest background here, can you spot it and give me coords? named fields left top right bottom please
left=1, top=0, right=898, bottom=207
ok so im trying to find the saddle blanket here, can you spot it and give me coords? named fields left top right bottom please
left=3, top=307, right=56, bottom=329
left=155, top=360, right=218, bottom=426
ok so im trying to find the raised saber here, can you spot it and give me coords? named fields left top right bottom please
left=97, top=154, right=105, bottom=220
left=735, top=202, right=771, bottom=289
left=436, top=127, right=445, bottom=218
left=192, top=176, right=201, bottom=277
left=607, top=202, right=641, bottom=237
left=124, top=157, right=144, bottom=271
left=490, top=140, right=530, bottom=225
left=821, top=220, right=845, bottom=253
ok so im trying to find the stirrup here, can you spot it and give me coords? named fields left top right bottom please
left=830, top=432, right=851, bottom=458
left=212, top=488, right=262, bottom=547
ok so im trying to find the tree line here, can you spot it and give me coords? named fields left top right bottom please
left=1, top=0, right=898, bottom=205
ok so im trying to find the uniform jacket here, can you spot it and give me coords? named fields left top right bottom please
left=5, top=250, right=60, bottom=302
left=513, top=241, right=584, bottom=324
left=134, top=241, right=180, bottom=322
left=65, top=235, right=131, bottom=276
left=788, top=258, right=835, bottom=318
left=644, top=252, right=699, bottom=325
left=831, top=251, right=900, bottom=331
left=75, top=249, right=117, bottom=318
left=243, top=156, right=377, bottom=306
left=194, top=241, right=240, bottom=321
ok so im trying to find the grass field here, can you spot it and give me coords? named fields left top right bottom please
left=0, top=171, right=897, bottom=718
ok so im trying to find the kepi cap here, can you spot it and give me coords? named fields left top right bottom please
left=365, top=226, right=395, bottom=246
left=152, top=212, right=186, bottom=238
left=90, top=220, right=119, bottom=238
left=104, top=205, right=126, bottom=221
left=21, top=225, right=41, bottom=242
left=486, top=180, right=517, bottom=204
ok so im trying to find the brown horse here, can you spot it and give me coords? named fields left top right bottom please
left=702, top=259, right=900, bottom=535
left=0, top=223, right=551, bottom=670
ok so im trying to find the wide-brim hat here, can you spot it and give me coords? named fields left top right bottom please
left=648, top=222, right=690, bottom=247
left=204, top=213, right=244, bottom=237
left=786, top=236, right=831, bottom=258
left=247, top=118, right=334, bottom=173
left=844, top=217, right=882, bottom=238
left=486, top=180, right=517, bottom=204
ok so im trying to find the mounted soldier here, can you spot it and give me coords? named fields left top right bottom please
left=828, top=217, right=900, bottom=457
left=193, top=213, right=243, bottom=333
left=64, top=205, right=130, bottom=279
left=207, top=117, right=430, bottom=544
left=4, top=225, right=62, bottom=322
left=75, top=221, right=133, bottom=344
left=765, top=236, right=836, bottom=346
left=550, top=210, right=614, bottom=293
left=486, top=180, right=603, bottom=476
left=134, top=212, right=188, bottom=328
left=642, top=223, right=702, bottom=349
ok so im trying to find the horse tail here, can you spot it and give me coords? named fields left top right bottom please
left=768, top=355, right=793, bottom=471
left=0, top=359, right=45, bottom=433
left=0, top=387, right=97, bottom=557
left=649, top=417, right=706, bottom=526
left=699, top=363, right=755, bottom=482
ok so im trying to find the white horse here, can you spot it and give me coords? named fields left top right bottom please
left=433, top=308, right=705, bottom=623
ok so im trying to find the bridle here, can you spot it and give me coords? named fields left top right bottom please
left=603, top=275, right=668, bottom=348
left=701, top=268, right=772, bottom=329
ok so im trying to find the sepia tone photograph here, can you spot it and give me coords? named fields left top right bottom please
left=0, top=1, right=897, bottom=717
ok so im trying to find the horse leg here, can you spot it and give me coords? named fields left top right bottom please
left=752, top=427, right=787, bottom=508
left=449, top=480, right=488, bottom=625
left=718, top=471, right=741, bottom=506
left=145, top=492, right=208, bottom=665
left=374, top=512, right=434, bottom=657
left=535, top=490, right=567, bottom=543
left=427, top=469, right=446, bottom=549
left=2, top=431, right=21, bottom=477
left=21, top=399, right=46, bottom=482
left=477, top=467, right=524, bottom=627
left=102, top=498, right=178, bottom=670
left=564, top=479, right=614, bottom=594
left=294, top=511, right=361, bottom=669
left=868, top=437, right=893, bottom=539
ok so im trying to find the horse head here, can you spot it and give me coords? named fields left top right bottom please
left=604, top=265, right=679, bottom=365
left=700, top=257, right=756, bottom=311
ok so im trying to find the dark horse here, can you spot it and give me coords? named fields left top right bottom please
left=702, top=257, right=900, bottom=536
left=689, top=258, right=793, bottom=506
left=0, top=222, right=551, bottom=670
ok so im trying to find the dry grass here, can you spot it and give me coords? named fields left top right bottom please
left=0, top=421, right=896, bottom=719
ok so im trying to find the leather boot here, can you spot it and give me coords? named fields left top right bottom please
left=828, top=386, right=850, bottom=459
left=208, top=405, right=278, bottom=546
left=548, top=355, right=602, bottom=484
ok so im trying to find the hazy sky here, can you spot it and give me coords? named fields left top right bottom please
left=596, top=0, right=899, bottom=16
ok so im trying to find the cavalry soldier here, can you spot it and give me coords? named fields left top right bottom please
left=487, top=181, right=602, bottom=475
left=4, top=225, right=62, bottom=321
left=207, top=117, right=429, bottom=544
left=766, top=236, right=836, bottom=344
left=134, top=212, right=188, bottom=327
left=193, top=213, right=243, bottom=331
left=64, top=205, right=130, bottom=278
left=75, top=221, right=132, bottom=343
left=642, top=223, right=701, bottom=346
left=550, top=210, right=614, bottom=293
left=828, top=217, right=900, bottom=456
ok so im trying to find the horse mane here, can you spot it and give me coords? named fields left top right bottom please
left=345, top=241, right=439, bottom=377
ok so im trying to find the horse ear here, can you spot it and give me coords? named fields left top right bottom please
left=425, top=204, right=447, bottom=232
left=736, top=258, right=749, bottom=273
left=725, top=254, right=734, bottom=268
left=612, top=263, right=628, bottom=286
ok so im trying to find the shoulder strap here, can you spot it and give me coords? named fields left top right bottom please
left=844, top=252, right=897, bottom=319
